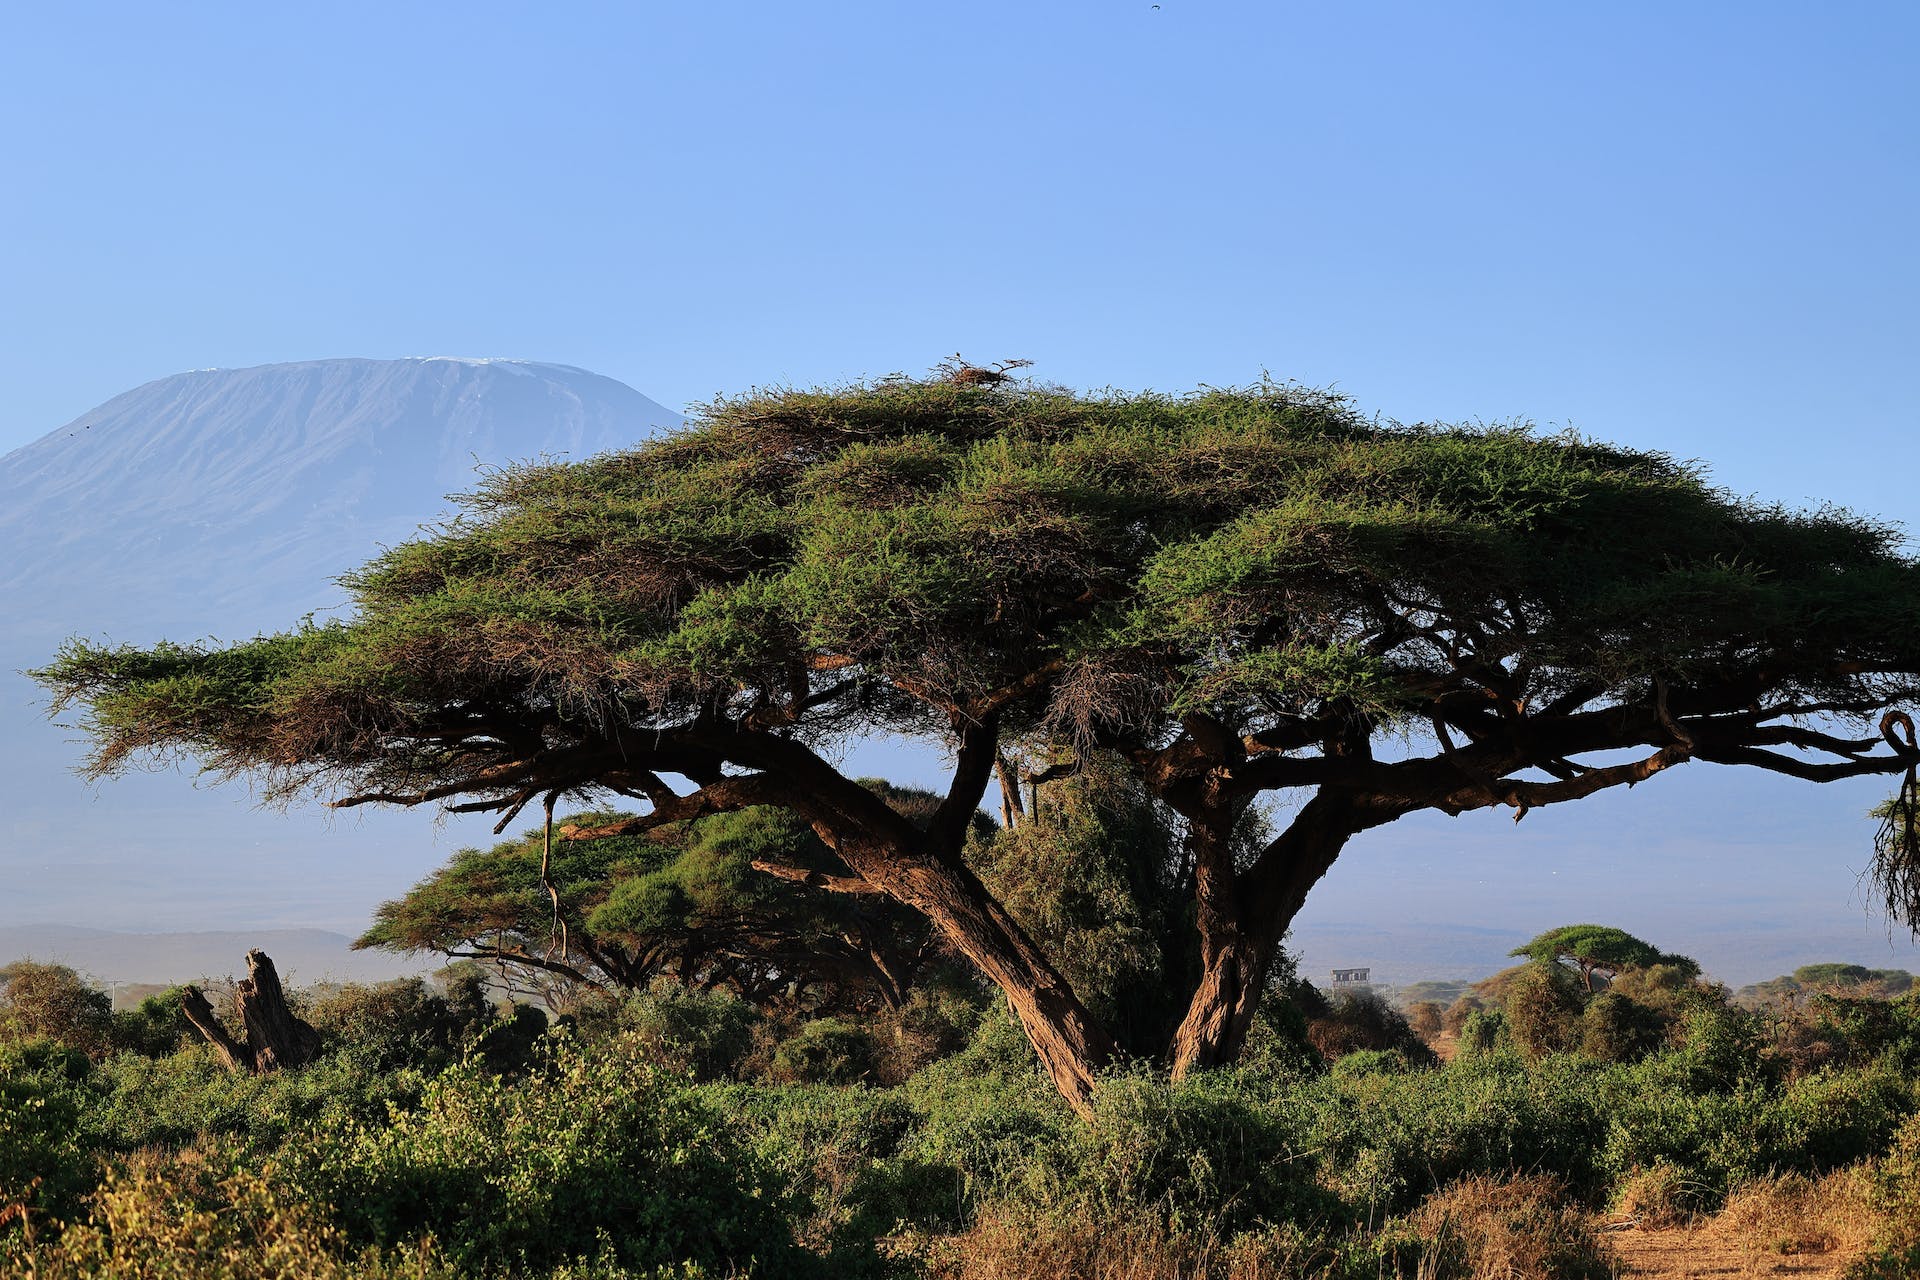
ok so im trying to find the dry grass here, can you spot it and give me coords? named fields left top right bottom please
left=1611, top=1163, right=1705, bottom=1230
left=1716, top=1171, right=1875, bottom=1261
left=918, top=1206, right=1337, bottom=1280
left=1411, top=1174, right=1617, bottom=1280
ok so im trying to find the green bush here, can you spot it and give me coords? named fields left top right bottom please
left=772, top=1018, right=879, bottom=1085
left=286, top=1033, right=815, bottom=1276
left=1502, top=963, right=1584, bottom=1061
left=0, top=963, right=113, bottom=1058
left=79, top=1044, right=419, bottom=1157
left=617, top=988, right=760, bottom=1081
left=107, top=988, right=194, bottom=1059
left=0, top=1043, right=95, bottom=1253
left=305, top=978, right=494, bottom=1073
left=1578, top=991, right=1665, bottom=1062
left=1456, top=1007, right=1510, bottom=1056
left=1305, top=988, right=1435, bottom=1065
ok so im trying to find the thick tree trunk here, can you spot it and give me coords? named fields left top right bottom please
left=838, top=841, right=1117, bottom=1117
left=1169, top=797, right=1357, bottom=1076
left=180, top=949, right=320, bottom=1074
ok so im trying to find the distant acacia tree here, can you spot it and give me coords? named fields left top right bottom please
left=1510, top=924, right=1701, bottom=993
left=38, top=369, right=1920, bottom=1115
left=359, top=798, right=945, bottom=1013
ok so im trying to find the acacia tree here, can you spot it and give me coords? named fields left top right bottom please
left=358, top=801, right=944, bottom=1012
left=1509, top=924, right=1700, bottom=993
left=38, top=370, right=1920, bottom=1115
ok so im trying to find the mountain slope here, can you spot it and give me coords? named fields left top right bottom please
left=0, top=357, right=676, bottom=645
left=0, top=358, right=679, bottom=932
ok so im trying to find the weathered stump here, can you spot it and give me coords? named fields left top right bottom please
left=180, top=949, right=320, bottom=1074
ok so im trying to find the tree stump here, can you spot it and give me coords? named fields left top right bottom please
left=180, top=949, right=320, bottom=1073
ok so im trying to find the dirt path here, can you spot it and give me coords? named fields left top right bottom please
left=1609, top=1224, right=1853, bottom=1279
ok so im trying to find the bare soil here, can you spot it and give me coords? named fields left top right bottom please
left=1609, top=1222, right=1855, bottom=1279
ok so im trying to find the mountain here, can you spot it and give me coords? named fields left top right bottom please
left=0, top=357, right=676, bottom=647
left=0, top=358, right=679, bottom=933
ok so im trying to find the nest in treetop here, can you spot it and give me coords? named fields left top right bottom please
left=938, top=355, right=1033, bottom=388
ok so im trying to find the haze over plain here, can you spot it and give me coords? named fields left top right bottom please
left=2, top=4, right=1916, bottom=985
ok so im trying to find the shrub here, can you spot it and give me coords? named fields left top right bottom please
left=0, top=963, right=113, bottom=1058
left=1405, top=1001, right=1444, bottom=1040
left=772, top=1018, right=880, bottom=1085
left=80, top=1043, right=421, bottom=1157
left=1577, top=991, right=1664, bottom=1062
left=1441, top=994, right=1484, bottom=1037
left=1455, top=1008, right=1509, bottom=1056
left=1299, top=1052, right=1610, bottom=1213
left=305, top=978, right=495, bottom=1073
left=616, top=988, right=761, bottom=1081
left=108, top=987, right=193, bottom=1059
left=286, top=1033, right=814, bottom=1275
left=1305, top=989, right=1434, bottom=1065
left=1849, top=1110, right=1920, bottom=1278
left=1502, top=963, right=1583, bottom=1062
left=1609, top=1161, right=1698, bottom=1228
left=870, top=983, right=984, bottom=1084
left=1063, top=1071, right=1340, bottom=1235
left=712, top=1082, right=922, bottom=1267
left=22, top=1145, right=458, bottom=1279
left=0, top=1045, right=93, bottom=1254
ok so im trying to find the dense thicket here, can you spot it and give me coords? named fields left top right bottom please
left=7, top=954, right=1920, bottom=1278
left=39, top=372, right=1920, bottom=1110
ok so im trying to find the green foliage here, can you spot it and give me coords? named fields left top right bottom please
left=1510, top=924, right=1700, bottom=987
left=1455, top=1007, right=1510, bottom=1057
left=287, top=1033, right=816, bottom=1276
left=21, top=1146, right=461, bottom=1280
left=1499, top=963, right=1585, bottom=1061
left=0, top=962, right=114, bottom=1057
left=968, top=759, right=1194, bottom=1056
left=1578, top=991, right=1666, bottom=1062
left=772, top=1018, right=879, bottom=1085
left=0, top=1041, right=94, bottom=1251
left=108, top=987, right=193, bottom=1059
left=1305, top=988, right=1437, bottom=1066
left=576, top=987, right=760, bottom=1081
left=8, top=954, right=1920, bottom=1274
left=49, top=379, right=1920, bottom=775
left=304, top=977, right=512, bottom=1073
left=363, top=802, right=936, bottom=1016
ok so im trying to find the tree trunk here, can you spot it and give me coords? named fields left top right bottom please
left=839, top=840, right=1117, bottom=1117
left=180, top=949, right=320, bottom=1074
left=1169, top=796, right=1356, bottom=1076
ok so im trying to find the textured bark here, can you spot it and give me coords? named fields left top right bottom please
left=179, top=950, right=320, bottom=1074
left=180, top=985, right=251, bottom=1073
left=1169, top=796, right=1357, bottom=1077
left=838, top=840, right=1116, bottom=1117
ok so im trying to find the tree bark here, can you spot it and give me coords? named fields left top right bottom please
left=1168, top=796, right=1357, bottom=1076
left=837, top=840, right=1117, bottom=1117
left=179, top=950, right=320, bottom=1074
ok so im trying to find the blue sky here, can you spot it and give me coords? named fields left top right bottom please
left=4, top=3, right=1919, bottom=975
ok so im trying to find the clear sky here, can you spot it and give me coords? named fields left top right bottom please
left=4, top=3, right=1919, bottom=976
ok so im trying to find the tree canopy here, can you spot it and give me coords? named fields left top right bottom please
left=39, top=369, right=1920, bottom=1114
left=1510, top=924, right=1701, bottom=992
left=358, top=799, right=943, bottom=1012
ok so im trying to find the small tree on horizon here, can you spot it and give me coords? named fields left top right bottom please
left=37, top=369, right=1920, bottom=1116
left=1510, top=924, right=1701, bottom=993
